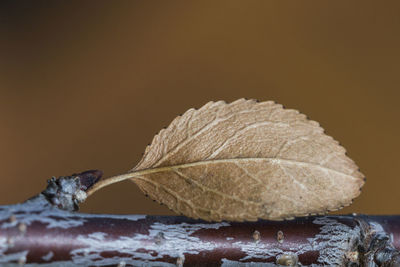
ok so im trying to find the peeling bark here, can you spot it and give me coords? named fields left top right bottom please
left=0, top=172, right=398, bottom=266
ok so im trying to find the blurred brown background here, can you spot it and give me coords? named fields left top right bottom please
left=0, top=1, right=399, bottom=216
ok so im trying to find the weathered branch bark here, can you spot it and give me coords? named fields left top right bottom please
left=0, top=171, right=398, bottom=266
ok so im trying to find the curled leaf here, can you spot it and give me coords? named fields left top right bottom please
left=127, top=99, right=364, bottom=221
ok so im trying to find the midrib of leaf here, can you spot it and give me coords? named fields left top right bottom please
left=86, top=157, right=359, bottom=197
left=139, top=107, right=299, bottom=168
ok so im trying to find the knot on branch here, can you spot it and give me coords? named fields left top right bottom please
left=40, top=170, right=102, bottom=211
left=357, top=217, right=400, bottom=266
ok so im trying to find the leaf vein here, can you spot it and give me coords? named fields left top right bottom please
left=172, top=169, right=257, bottom=205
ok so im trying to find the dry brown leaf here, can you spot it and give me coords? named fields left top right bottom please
left=125, top=99, right=365, bottom=221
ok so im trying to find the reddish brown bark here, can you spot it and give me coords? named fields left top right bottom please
left=0, top=171, right=398, bottom=266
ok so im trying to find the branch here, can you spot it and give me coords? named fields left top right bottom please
left=0, top=171, right=398, bottom=266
